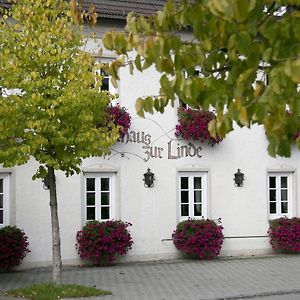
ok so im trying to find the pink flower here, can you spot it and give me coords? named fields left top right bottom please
left=0, top=226, right=30, bottom=271
left=268, top=217, right=300, bottom=253
left=172, top=218, right=224, bottom=259
left=175, top=107, right=222, bottom=145
left=76, top=220, right=133, bottom=266
left=106, top=105, right=131, bottom=138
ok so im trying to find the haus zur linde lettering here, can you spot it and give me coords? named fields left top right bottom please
left=120, top=130, right=202, bottom=162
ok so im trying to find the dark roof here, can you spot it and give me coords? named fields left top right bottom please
left=83, top=1, right=165, bottom=20
left=0, top=0, right=166, bottom=20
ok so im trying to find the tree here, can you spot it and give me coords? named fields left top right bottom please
left=0, top=0, right=119, bottom=285
left=102, top=0, right=300, bottom=157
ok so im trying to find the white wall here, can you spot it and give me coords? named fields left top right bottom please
left=4, top=23, right=300, bottom=267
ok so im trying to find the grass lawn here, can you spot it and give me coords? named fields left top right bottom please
left=5, top=283, right=112, bottom=300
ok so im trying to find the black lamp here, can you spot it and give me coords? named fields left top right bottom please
left=43, top=173, right=50, bottom=190
left=234, top=169, right=244, bottom=187
left=143, top=168, right=155, bottom=188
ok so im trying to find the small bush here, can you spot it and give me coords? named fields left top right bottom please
left=268, top=217, right=300, bottom=253
left=172, top=218, right=224, bottom=259
left=0, top=226, right=30, bottom=271
left=76, top=220, right=133, bottom=266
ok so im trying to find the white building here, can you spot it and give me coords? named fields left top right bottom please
left=1, top=0, right=299, bottom=268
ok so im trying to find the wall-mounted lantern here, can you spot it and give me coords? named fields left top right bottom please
left=43, top=173, right=50, bottom=190
left=143, top=168, right=155, bottom=188
left=234, top=169, right=244, bottom=187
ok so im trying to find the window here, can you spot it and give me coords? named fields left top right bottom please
left=100, top=70, right=109, bottom=92
left=98, top=68, right=118, bottom=105
left=268, top=173, right=292, bottom=218
left=0, top=174, right=10, bottom=227
left=84, top=173, right=116, bottom=221
left=178, top=172, right=207, bottom=220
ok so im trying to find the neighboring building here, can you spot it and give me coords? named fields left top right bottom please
left=1, top=1, right=300, bottom=268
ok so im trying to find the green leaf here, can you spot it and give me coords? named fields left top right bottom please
left=284, top=59, right=300, bottom=84
left=232, top=0, right=249, bottom=21
left=102, top=32, right=113, bottom=49
left=208, top=119, right=217, bottom=139
left=135, top=55, right=142, bottom=71
left=135, top=98, right=145, bottom=117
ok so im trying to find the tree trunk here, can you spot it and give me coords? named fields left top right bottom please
left=47, top=166, right=62, bottom=286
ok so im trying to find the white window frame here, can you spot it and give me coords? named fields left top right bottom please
left=84, top=173, right=116, bottom=222
left=95, top=57, right=119, bottom=105
left=268, top=172, right=293, bottom=219
left=178, top=171, right=208, bottom=221
left=0, top=174, right=10, bottom=227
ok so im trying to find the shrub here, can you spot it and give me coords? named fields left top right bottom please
left=76, top=220, right=133, bottom=266
left=172, top=218, right=224, bottom=259
left=175, top=107, right=222, bottom=145
left=268, top=217, right=300, bottom=253
left=106, top=104, right=131, bottom=138
left=0, top=226, right=30, bottom=271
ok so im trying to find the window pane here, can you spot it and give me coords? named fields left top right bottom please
left=0, top=210, right=3, bottom=224
left=194, top=177, right=201, bottom=189
left=194, top=204, right=202, bottom=216
left=281, top=190, right=287, bottom=201
left=101, top=207, right=110, bottom=220
left=194, top=191, right=202, bottom=203
left=281, top=177, right=287, bottom=188
left=101, top=192, right=110, bottom=205
left=181, top=204, right=189, bottom=216
left=0, top=195, right=3, bottom=208
left=86, top=178, right=95, bottom=191
left=281, top=202, right=288, bottom=213
left=101, top=178, right=109, bottom=191
left=181, top=191, right=188, bottom=203
left=181, top=177, right=188, bottom=189
left=86, top=193, right=95, bottom=206
left=101, top=77, right=109, bottom=91
left=87, top=207, right=95, bottom=220
left=269, top=190, right=276, bottom=201
left=0, top=179, right=3, bottom=193
left=269, top=177, right=276, bottom=188
left=270, top=202, right=276, bottom=214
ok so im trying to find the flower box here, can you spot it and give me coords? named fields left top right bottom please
left=175, top=107, right=222, bottom=145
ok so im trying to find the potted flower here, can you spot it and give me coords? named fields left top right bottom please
left=0, top=226, right=30, bottom=272
left=76, top=220, right=133, bottom=266
left=175, top=107, right=222, bottom=145
left=106, top=104, right=131, bottom=138
left=172, top=218, right=224, bottom=259
left=268, top=217, right=300, bottom=253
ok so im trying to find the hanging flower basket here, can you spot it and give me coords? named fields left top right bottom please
left=106, top=104, right=131, bottom=138
left=268, top=217, right=300, bottom=253
left=175, top=107, right=222, bottom=145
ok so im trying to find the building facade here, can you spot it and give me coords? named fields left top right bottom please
left=1, top=1, right=299, bottom=268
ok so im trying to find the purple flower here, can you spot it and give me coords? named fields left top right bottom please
left=106, top=105, right=131, bottom=138
left=175, top=107, right=222, bottom=145
left=172, top=218, right=224, bottom=259
left=268, top=217, right=300, bottom=253
left=0, top=226, right=30, bottom=271
left=76, top=220, right=133, bottom=266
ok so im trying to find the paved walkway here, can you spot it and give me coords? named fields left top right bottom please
left=1, top=255, right=300, bottom=299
